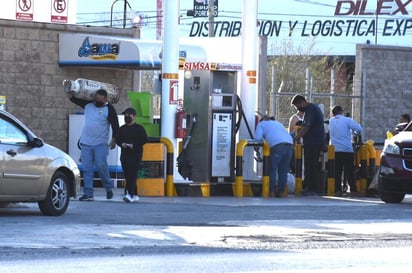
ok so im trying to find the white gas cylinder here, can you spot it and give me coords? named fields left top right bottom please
left=63, top=78, right=120, bottom=104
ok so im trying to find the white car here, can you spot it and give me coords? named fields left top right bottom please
left=0, top=110, right=80, bottom=216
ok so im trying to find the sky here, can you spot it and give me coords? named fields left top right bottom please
left=2, top=0, right=411, bottom=56
left=75, top=0, right=412, bottom=56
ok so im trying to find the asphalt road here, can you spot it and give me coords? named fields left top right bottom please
left=1, top=189, right=412, bottom=272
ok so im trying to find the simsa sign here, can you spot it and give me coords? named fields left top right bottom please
left=188, top=0, right=412, bottom=38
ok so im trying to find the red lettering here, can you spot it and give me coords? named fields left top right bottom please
left=393, top=0, right=412, bottom=15
left=335, top=0, right=411, bottom=16
left=183, top=62, right=211, bottom=70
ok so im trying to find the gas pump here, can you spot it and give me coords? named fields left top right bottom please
left=179, top=65, right=239, bottom=183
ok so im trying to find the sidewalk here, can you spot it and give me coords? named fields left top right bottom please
left=84, top=187, right=384, bottom=207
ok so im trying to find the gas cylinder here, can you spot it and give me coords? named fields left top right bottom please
left=63, top=78, right=120, bottom=104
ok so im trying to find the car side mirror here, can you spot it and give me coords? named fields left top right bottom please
left=29, top=137, right=44, bottom=148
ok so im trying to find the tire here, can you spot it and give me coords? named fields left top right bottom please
left=379, top=191, right=405, bottom=203
left=38, top=171, right=70, bottom=216
left=378, top=175, right=405, bottom=203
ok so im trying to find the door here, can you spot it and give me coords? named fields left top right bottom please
left=0, top=117, right=46, bottom=196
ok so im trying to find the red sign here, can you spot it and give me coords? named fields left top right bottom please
left=16, top=0, right=34, bottom=21
left=169, top=80, right=179, bottom=104
left=51, top=0, right=68, bottom=23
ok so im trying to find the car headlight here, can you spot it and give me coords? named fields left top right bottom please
left=383, top=141, right=400, bottom=155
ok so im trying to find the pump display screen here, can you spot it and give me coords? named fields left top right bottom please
left=222, top=95, right=232, bottom=107
left=212, top=94, right=234, bottom=110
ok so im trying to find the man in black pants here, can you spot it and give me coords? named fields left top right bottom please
left=291, top=94, right=325, bottom=195
left=116, top=108, right=147, bottom=203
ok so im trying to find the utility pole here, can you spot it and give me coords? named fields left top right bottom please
left=208, top=0, right=214, bottom=37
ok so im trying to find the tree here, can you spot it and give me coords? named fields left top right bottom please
left=266, top=39, right=353, bottom=125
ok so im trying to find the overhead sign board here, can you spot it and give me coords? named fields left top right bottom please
left=185, top=0, right=412, bottom=55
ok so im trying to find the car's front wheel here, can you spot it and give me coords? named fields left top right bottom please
left=38, top=171, right=70, bottom=216
left=379, top=191, right=405, bottom=203
left=378, top=175, right=406, bottom=203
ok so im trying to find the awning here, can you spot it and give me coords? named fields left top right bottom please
left=58, top=33, right=207, bottom=70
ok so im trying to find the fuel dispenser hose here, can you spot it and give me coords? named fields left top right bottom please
left=177, top=114, right=198, bottom=179
left=236, top=95, right=263, bottom=162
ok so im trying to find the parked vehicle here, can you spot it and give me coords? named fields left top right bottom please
left=0, top=110, right=80, bottom=215
left=378, top=122, right=412, bottom=203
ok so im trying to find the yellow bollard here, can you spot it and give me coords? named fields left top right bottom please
left=234, top=140, right=248, bottom=197
left=327, top=145, right=335, bottom=196
left=161, top=137, right=176, bottom=197
left=294, top=144, right=303, bottom=196
left=261, top=142, right=270, bottom=198
left=360, top=145, right=368, bottom=194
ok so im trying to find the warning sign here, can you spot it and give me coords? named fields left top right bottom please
left=51, top=0, right=68, bottom=23
left=16, top=0, right=34, bottom=21
left=193, top=0, right=218, bottom=18
left=169, top=80, right=179, bottom=104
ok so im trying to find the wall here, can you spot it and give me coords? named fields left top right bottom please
left=354, top=44, right=412, bottom=144
left=0, top=19, right=137, bottom=151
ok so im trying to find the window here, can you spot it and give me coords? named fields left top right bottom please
left=0, top=118, right=27, bottom=145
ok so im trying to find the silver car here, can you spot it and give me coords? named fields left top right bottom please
left=0, top=110, right=80, bottom=216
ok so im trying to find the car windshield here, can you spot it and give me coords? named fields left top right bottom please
left=403, top=122, right=412, bottom=132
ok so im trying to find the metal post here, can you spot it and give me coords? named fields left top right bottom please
left=110, top=0, right=131, bottom=28
left=123, top=0, right=127, bottom=28
left=272, top=65, right=277, bottom=117
left=305, top=68, right=311, bottom=100
left=330, top=68, right=336, bottom=109
left=208, top=0, right=214, bottom=37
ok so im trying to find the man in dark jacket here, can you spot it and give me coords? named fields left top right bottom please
left=291, top=94, right=325, bottom=195
left=116, top=107, right=147, bottom=203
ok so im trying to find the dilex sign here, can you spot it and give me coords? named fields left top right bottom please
left=335, top=0, right=412, bottom=15
left=188, top=0, right=412, bottom=38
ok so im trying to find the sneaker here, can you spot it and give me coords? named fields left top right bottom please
left=123, top=193, right=132, bottom=203
left=79, top=194, right=94, bottom=201
left=106, top=190, right=113, bottom=200
left=132, top=195, right=140, bottom=202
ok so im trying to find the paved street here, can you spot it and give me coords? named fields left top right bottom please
left=1, top=189, right=412, bottom=272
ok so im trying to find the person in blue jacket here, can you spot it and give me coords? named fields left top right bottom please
left=329, top=105, right=362, bottom=196
left=255, top=115, right=294, bottom=197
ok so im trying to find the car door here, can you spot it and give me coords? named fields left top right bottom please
left=0, top=117, right=46, bottom=196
